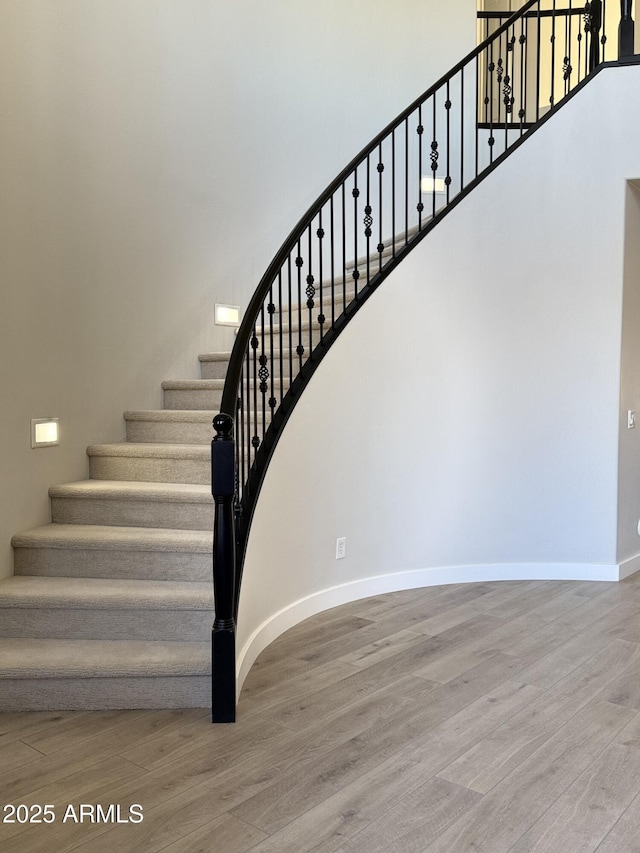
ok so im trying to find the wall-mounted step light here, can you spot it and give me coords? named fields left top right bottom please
left=214, top=303, right=241, bottom=327
left=420, top=177, right=446, bottom=194
left=31, top=418, right=59, bottom=448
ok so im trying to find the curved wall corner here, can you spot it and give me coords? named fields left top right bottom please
left=235, top=65, right=640, bottom=696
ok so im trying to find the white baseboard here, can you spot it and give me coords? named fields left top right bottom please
left=235, top=560, right=622, bottom=696
left=618, top=553, right=640, bottom=580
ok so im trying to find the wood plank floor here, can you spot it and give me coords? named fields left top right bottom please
left=3, top=576, right=640, bottom=851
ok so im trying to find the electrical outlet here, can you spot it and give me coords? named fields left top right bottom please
left=336, top=537, right=347, bottom=560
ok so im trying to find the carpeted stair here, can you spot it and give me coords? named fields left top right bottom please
left=1, top=354, right=233, bottom=710
left=1, top=274, right=366, bottom=711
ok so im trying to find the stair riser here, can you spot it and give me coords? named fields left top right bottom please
left=199, top=360, right=230, bottom=380
left=0, top=609, right=211, bottom=641
left=163, top=389, right=223, bottom=411
left=89, top=456, right=210, bottom=485
left=51, top=497, right=212, bottom=530
left=125, top=419, right=212, bottom=445
left=0, top=676, right=210, bottom=710
left=13, top=548, right=211, bottom=582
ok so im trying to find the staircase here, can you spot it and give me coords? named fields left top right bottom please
left=1, top=1, right=634, bottom=716
left=0, top=353, right=230, bottom=710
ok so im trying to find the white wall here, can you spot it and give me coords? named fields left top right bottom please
left=238, top=64, right=640, bottom=690
left=0, top=0, right=476, bottom=579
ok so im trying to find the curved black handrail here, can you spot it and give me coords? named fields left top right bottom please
left=211, top=0, right=623, bottom=722
left=220, top=0, right=537, bottom=420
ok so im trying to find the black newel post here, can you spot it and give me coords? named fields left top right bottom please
left=211, top=413, right=237, bottom=723
left=620, top=0, right=635, bottom=57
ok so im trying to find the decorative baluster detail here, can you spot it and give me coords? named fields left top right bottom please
left=363, top=208, right=373, bottom=238
left=258, top=355, right=269, bottom=394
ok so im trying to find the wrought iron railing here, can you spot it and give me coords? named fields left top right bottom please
left=477, top=0, right=607, bottom=128
left=211, top=0, right=635, bottom=722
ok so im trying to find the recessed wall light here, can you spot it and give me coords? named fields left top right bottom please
left=214, top=303, right=241, bottom=327
left=420, top=177, right=446, bottom=194
left=31, top=418, right=59, bottom=448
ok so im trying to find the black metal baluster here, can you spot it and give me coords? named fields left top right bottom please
left=503, top=26, right=512, bottom=146
left=417, top=106, right=424, bottom=230
left=365, top=153, right=371, bottom=285
left=287, top=255, right=293, bottom=387
left=519, top=15, right=526, bottom=133
left=536, top=2, right=542, bottom=120
left=497, top=32, right=503, bottom=126
left=586, top=1, right=592, bottom=73
left=550, top=0, right=557, bottom=109
left=278, top=271, right=283, bottom=406
left=341, top=183, right=346, bottom=313
left=317, top=211, right=324, bottom=340
left=577, top=4, right=584, bottom=81
left=445, top=80, right=451, bottom=206
left=489, top=41, right=495, bottom=166
left=460, top=66, right=464, bottom=189
left=268, top=286, right=275, bottom=420
left=524, top=13, right=530, bottom=124
left=251, top=324, right=258, bottom=462
left=504, top=32, right=509, bottom=143
left=330, top=196, right=335, bottom=328
left=306, top=225, right=314, bottom=355
left=353, top=168, right=359, bottom=298
left=391, top=129, right=396, bottom=257
left=378, top=142, right=384, bottom=273
left=239, top=353, right=246, bottom=493
left=405, top=117, right=409, bottom=244
left=234, top=394, right=241, bottom=505
left=565, top=0, right=573, bottom=96
left=476, top=53, right=480, bottom=177
left=296, top=240, right=303, bottom=366
left=602, top=0, right=607, bottom=61
left=431, top=95, right=438, bottom=218
left=259, top=305, right=266, bottom=441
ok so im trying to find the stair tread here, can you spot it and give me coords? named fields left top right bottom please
left=0, top=576, right=213, bottom=609
left=87, top=443, right=210, bottom=460
left=198, top=352, right=232, bottom=362
left=0, top=639, right=210, bottom=678
left=12, top=524, right=212, bottom=553
left=162, top=379, right=224, bottom=390
left=49, top=480, right=212, bottom=502
left=124, top=409, right=216, bottom=421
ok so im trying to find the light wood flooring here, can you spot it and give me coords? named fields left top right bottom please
left=4, top=576, right=640, bottom=851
